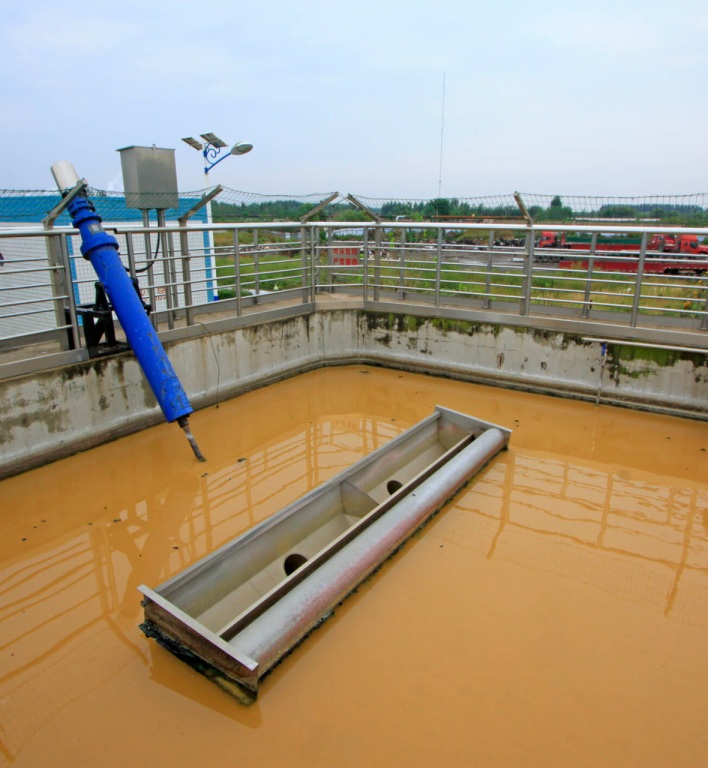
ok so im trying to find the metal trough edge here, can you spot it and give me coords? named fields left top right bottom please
left=139, top=413, right=509, bottom=698
left=229, top=427, right=506, bottom=689
left=139, top=587, right=261, bottom=690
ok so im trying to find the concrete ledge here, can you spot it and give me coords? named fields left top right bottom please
left=1, top=307, right=706, bottom=479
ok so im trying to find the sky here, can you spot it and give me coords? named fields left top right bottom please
left=1, top=0, right=707, bottom=200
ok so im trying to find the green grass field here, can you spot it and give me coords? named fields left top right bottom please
left=211, top=246, right=707, bottom=317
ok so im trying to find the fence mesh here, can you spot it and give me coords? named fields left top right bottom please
left=0, top=188, right=338, bottom=226
left=2, top=188, right=708, bottom=226
left=514, top=192, right=708, bottom=226
left=353, top=192, right=708, bottom=226
left=350, top=193, right=523, bottom=222
left=210, top=188, right=338, bottom=222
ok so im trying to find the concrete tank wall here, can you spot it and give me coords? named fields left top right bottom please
left=1, top=308, right=706, bottom=478
left=355, top=312, right=708, bottom=413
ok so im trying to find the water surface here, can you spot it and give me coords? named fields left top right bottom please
left=1, top=366, right=707, bottom=766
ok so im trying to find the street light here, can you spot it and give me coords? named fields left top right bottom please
left=181, top=132, right=254, bottom=175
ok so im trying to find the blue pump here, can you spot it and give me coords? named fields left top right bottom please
left=51, top=161, right=205, bottom=461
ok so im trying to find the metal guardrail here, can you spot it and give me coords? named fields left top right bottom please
left=1, top=219, right=707, bottom=377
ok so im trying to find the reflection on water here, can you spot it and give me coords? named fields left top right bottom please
left=463, top=451, right=708, bottom=626
left=0, top=366, right=707, bottom=767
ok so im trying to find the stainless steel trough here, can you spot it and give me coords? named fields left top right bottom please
left=139, top=406, right=511, bottom=697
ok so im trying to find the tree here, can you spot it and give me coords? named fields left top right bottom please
left=598, top=204, right=638, bottom=219
left=428, top=198, right=452, bottom=217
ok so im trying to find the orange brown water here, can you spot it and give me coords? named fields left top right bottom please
left=1, top=365, right=707, bottom=767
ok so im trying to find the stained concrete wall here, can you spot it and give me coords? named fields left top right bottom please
left=356, top=312, right=708, bottom=412
left=1, top=308, right=706, bottom=478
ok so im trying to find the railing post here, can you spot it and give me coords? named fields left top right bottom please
left=362, top=228, right=369, bottom=301
left=434, top=228, right=444, bottom=307
left=322, top=226, right=333, bottom=293
left=483, top=241, right=493, bottom=309
left=125, top=231, right=137, bottom=279
left=177, top=227, right=194, bottom=327
left=300, top=226, right=309, bottom=303
left=167, top=226, right=180, bottom=319
left=143, top=210, right=159, bottom=330
left=141, top=211, right=158, bottom=330
left=519, top=227, right=534, bottom=316
left=44, top=232, right=73, bottom=351
left=307, top=225, right=316, bottom=303
left=581, top=232, right=597, bottom=319
left=373, top=225, right=382, bottom=301
left=253, top=229, right=260, bottom=299
left=156, top=210, right=175, bottom=330
left=58, top=233, right=81, bottom=350
left=398, top=227, right=406, bottom=299
left=630, top=232, right=648, bottom=328
left=233, top=229, right=242, bottom=316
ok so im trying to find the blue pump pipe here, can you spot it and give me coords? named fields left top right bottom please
left=51, top=161, right=205, bottom=461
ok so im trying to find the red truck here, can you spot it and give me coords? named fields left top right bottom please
left=538, top=231, right=708, bottom=255
left=535, top=232, right=642, bottom=265
left=648, top=234, right=708, bottom=255
left=537, top=231, right=708, bottom=273
left=537, top=232, right=640, bottom=252
left=537, top=232, right=568, bottom=248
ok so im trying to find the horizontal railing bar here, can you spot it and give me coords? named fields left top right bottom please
left=4, top=220, right=708, bottom=239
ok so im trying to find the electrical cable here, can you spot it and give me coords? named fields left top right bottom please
left=135, top=230, right=160, bottom=274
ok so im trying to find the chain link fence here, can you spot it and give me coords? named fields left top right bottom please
left=209, top=188, right=338, bottom=222
left=0, top=188, right=339, bottom=226
left=351, top=192, right=708, bottom=226
left=517, top=192, right=708, bottom=226
left=4, top=187, right=708, bottom=226
left=350, top=193, right=522, bottom=221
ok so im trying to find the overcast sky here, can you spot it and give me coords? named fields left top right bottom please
left=2, top=0, right=706, bottom=199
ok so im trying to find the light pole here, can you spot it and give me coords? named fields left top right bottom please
left=181, top=132, right=253, bottom=177
left=181, top=133, right=254, bottom=303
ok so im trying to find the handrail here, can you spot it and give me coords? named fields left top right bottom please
left=4, top=220, right=708, bottom=238
left=2, top=218, right=707, bottom=377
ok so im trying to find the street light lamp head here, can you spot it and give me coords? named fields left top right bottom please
left=186, top=131, right=254, bottom=174
left=230, top=142, right=253, bottom=156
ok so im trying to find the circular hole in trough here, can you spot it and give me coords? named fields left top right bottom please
left=284, top=552, right=308, bottom=576
left=387, top=479, right=403, bottom=495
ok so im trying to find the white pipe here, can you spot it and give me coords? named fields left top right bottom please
left=582, top=337, right=708, bottom=355
left=50, top=161, right=81, bottom=194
